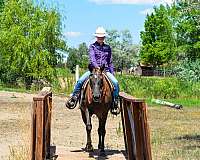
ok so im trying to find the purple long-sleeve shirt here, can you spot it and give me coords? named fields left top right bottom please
left=89, top=41, right=114, bottom=74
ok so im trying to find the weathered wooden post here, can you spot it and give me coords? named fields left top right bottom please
left=119, top=92, right=152, bottom=160
left=31, top=87, right=52, bottom=160
left=75, top=65, right=79, bottom=82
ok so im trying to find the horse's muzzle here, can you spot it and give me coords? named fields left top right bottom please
left=93, top=95, right=101, bottom=103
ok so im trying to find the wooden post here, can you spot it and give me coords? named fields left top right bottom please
left=120, top=98, right=128, bottom=152
left=75, top=65, right=79, bottom=82
left=31, top=87, right=52, bottom=160
left=119, top=92, right=152, bottom=160
left=31, top=101, right=36, bottom=160
left=35, top=100, right=44, bottom=160
left=123, top=100, right=135, bottom=160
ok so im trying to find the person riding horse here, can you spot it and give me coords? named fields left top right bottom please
left=66, top=26, right=119, bottom=112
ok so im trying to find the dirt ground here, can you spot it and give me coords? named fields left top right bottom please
left=0, top=91, right=126, bottom=160
left=1, top=91, right=200, bottom=160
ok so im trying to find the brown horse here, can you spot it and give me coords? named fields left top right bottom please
left=79, top=67, right=113, bottom=156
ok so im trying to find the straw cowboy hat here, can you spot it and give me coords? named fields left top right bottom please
left=93, top=26, right=107, bottom=37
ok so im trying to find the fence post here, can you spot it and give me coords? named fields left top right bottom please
left=119, top=92, right=152, bottom=160
left=31, top=87, right=52, bottom=160
left=75, top=65, right=79, bottom=82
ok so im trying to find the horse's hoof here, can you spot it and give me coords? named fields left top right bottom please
left=98, top=149, right=106, bottom=157
left=85, top=144, right=94, bottom=152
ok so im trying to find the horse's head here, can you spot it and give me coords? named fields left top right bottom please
left=89, top=66, right=105, bottom=103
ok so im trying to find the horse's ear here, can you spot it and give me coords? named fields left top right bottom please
left=100, top=64, right=105, bottom=72
left=88, top=64, right=93, bottom=72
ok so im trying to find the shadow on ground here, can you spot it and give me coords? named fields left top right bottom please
left=71, top=148, right=127, bottom=160
left=50, top=146, right=127, bottom=160
left=175, top=134, right=200, bottom=150
left=175, top=134, right=200, bottom=141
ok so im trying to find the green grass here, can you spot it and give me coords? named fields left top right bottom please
left=168, top=98, right=200, bottom=108
left=148, top=106, right=200, bottom=159
left=117, top=74, right=200, bottom=99
left=1, top=70, right=200, bottom=106
left=147, top=98, right=200, bottom=108
left=0, top=84, right=28, bottom=93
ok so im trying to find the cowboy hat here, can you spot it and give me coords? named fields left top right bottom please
left=93, top=26, right=107, bottom=37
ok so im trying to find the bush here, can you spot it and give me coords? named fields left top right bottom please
left=117, top=75, right=199, bottom=99
left=175, top=59, right=200, bottom=82
left=51, top=68, right=75, bottom=95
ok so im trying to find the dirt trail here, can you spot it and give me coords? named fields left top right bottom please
left=0, top=91, right=126, bottom=160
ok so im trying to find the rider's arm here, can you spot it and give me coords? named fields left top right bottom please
left=107, top=47, right=114, bottom=74
left=89, top=44, right=98, bottom=68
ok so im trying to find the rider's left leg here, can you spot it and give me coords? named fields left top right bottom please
left=105, top=72, right=119, bottom=109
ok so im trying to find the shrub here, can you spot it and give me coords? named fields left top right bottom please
left=117, top=75, right=199, bottom=99
left=175, top=59, right=200, bottom=82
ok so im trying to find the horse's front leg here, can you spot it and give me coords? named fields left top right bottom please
left=98, top=114, right=108, bottom=156
left=83, top=108, right=93, bottom=152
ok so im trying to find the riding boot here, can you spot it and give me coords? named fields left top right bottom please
left=113, top=97, right=119, bottom=109
left=65, top=95, right=78, bottom=109
left=110, top=97, right=120, bottom=115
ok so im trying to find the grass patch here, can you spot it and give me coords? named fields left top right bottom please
left=147, top=98, right=200, bottom=108
left=0, top=85, right=28, bottom=93
left=148, top=106, right=200, bottom=159
left=117, top=74, right=200, bottom=99
left=168, top=98, right=200, bottom=107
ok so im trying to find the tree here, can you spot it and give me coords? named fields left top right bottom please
left=0, top=0, right=4, bottom=12
left=0, top=0, right=66, bottom=86
left=172, top=1, right=200, bottom=60
left=67, top=42, right=89, bottom=71
left=77, top=42, right=89, bottom=68
left=106, top=29, right=139, bottom=70
left=67, top=48, right=79, bottom=72
left=140, top=5, right=176, bottom=66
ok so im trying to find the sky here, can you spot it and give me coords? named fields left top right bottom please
left=42, top=0, right=174, bottom=47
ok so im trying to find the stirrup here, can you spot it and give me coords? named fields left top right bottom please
left=65, top=96, right=78, bottom=109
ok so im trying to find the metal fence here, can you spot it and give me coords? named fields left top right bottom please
left=31, top=87, right=52, bottom=160
left=119, top=92, right=152, bottom=160
left=141, top=69, right=176, bottom=77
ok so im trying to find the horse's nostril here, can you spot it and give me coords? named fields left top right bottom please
left=93, top=95, right=100, bottom=102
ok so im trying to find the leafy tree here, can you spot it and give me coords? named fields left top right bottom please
left=0, top=0, right=66, bottom=86
left=0, top=0, right=4, bottom=12
left=175, top=59, right=200, bottom=82
left=106, top=29, right=139, bottom=70
left=67, top=48, right=79, bottom=72
left=140, top=5, right=176, bottom=67
left=67, top=42, right=89, bottom=71
left=77, top=42, right=89, bottom=68
left=171, top=1, right=200, bottom=60
left=105, top=29, right=120, bottom=49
